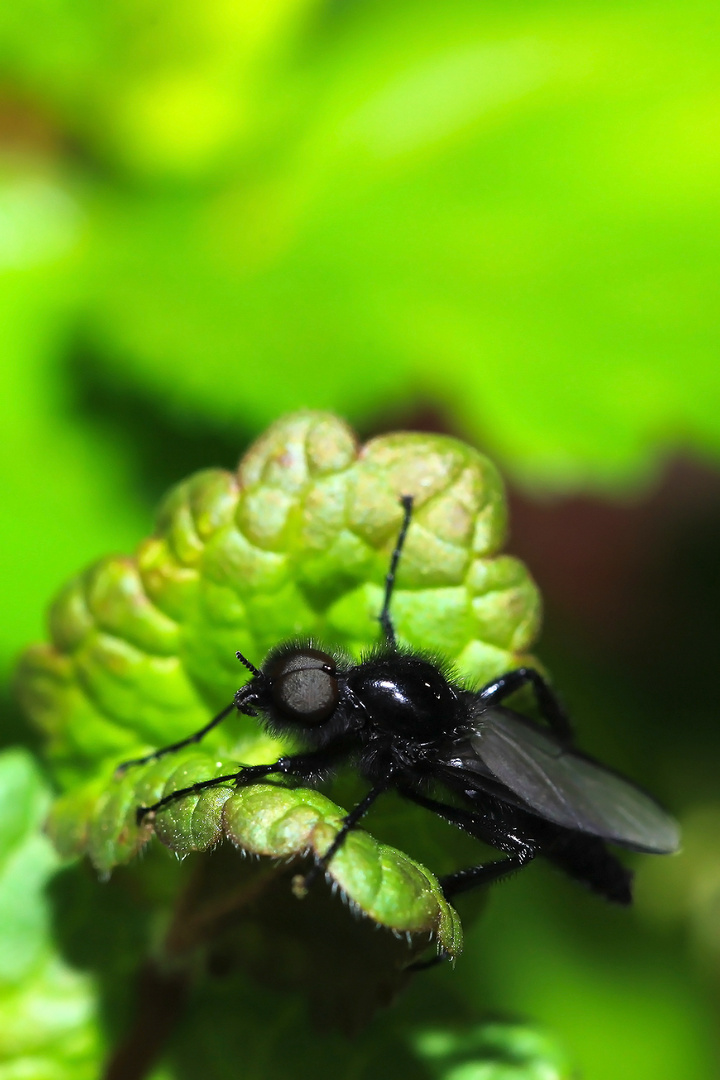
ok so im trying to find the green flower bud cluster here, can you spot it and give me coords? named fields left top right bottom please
left=15, top=411, right=540, bottom=954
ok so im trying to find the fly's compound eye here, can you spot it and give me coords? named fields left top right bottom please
left=268, top=648, right=339, bottom=725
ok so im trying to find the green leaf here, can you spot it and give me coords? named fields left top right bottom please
left=17, top=412, right=539, bottom=953
left=415, top=1021, right=572, bottom=1080
left=65, top=0, right=720, bottom=492
left=0, top=0, right=321, bottom=178
left=0, top=164, right=150, bottom=695
left=225, top=783, right=462, bottom=948
left=0, top=748, right=102, bottom=1078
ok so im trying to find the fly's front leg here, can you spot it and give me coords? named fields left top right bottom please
left=135, top=762, right=281, bottom=825
left=116, top=702, right=238, bottom=775
left=136, top=748, right=342, bottom=825
left=117, top=657, right=261, bottom=776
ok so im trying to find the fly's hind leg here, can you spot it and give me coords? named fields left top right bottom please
left=476, top=667, right=572, bottom=743
left=400, top=789, right=536, bottom=972
left=400, top=789, right=537, bottom=899
left=440, top=852, right=535, bottom=899
left=405, top=847, right=535, bottom=975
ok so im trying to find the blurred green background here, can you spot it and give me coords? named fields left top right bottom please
left=1, top=0, right=720, bottom=1077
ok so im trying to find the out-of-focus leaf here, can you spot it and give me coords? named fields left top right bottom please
left=17, top=412, right=538, bottom=949
left=62, top=0, right=720, bottom=492
left=638, top=804, right=720, bottom=973
left=152, top=976, right=573, bottom=1080
left=0, top=748, right=102, bottom=1079
left=0, top=164, right=149, bottom=691
left=0, top=0, right=322, bottom=178
left=415, top=1021, right=571, bottom=1080
left=3, top=1, right=720, bottom=504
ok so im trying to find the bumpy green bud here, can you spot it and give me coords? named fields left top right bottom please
left=16, top=411, right=541, bottom=955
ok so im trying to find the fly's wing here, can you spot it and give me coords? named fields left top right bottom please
left=457, top=706, right=680, bottom=854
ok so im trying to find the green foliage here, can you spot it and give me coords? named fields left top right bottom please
left=0, top=748, right=102, bottom=1079
left=2, top=0, right=720, bottom=598
left=415, top=1022, right=571, bottom=1080
left=2, top=2, right=717, bottom=1073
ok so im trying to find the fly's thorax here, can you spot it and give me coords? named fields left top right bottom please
left=346, top=653, right=459, bottom=740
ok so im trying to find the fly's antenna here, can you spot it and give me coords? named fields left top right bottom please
left=236, top=650, right=261, bottom=677
left=379, top=494, right=414, bottom=648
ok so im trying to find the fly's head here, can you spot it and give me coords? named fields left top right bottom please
left=234, top=641, right=354, bottom=748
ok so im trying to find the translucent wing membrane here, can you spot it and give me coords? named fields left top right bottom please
left=459, top=707, right=680, bottom=854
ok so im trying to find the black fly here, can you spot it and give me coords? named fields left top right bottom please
left=118, top=495, right=679, bottom=912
